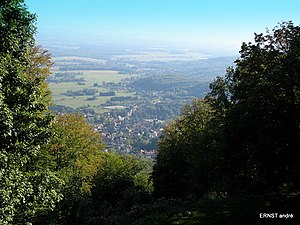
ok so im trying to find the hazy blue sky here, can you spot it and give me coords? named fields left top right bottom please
left=25, top=0, right=300, bottom=53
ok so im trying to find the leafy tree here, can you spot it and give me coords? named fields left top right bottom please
left=0, top=1, right=63, bottom=224
left=39, top=113, right=104, bottom=192
left=37, top=114, right=153, bottom=225
left=26, top=46, right=53, bottom=103
left=91, top=154, right=153, bottom=224
left=153, top=21, right=300, bottom=198
left=224, top=21, right=300, bottom=192
left=0, top=0, right=36, bottom=58
left=36, top=113, right=105, bottom=225
left=152, top=99, right=221, bottom=198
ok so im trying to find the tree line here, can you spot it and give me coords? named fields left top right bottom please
left=0, top=1, right=152, bottom=224
left=153, top=21, right=300, bottom=198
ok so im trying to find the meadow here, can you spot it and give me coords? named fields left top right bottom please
left=49, top=70, right=134, bottom=108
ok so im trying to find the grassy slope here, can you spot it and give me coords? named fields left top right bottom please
left=130, top=195, right=299, bottom=225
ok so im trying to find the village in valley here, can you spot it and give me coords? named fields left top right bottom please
left=47, top=44, right=235, bottom=158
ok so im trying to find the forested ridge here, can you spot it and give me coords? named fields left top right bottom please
left=0, top=1, right=299, bottom=225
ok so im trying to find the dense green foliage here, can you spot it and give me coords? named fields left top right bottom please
left=38, top=114, right=104, bottom=192
left=224, top=22, right=300, bottom=192
left=34, top=114, right=103, bottom=224
left=33, top=114, right=152, bottom=225
left=0, top=0, right=36, bottom=59
left=153, top=99, right=221, bottom=198
left=153, top=21, right=300, bottom=198
left=89, top=154, right=153, bottom=225
left=0, top=1, right=64, bottom=224
left=0, top=3, right=153, bottom=223
left=37, top=141, right=152, bottom=224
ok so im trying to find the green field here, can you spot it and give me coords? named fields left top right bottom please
left=49, top=70, right=134, bottom=108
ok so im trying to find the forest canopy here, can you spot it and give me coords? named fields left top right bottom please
left=153, top=21, right=300, bottom=198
